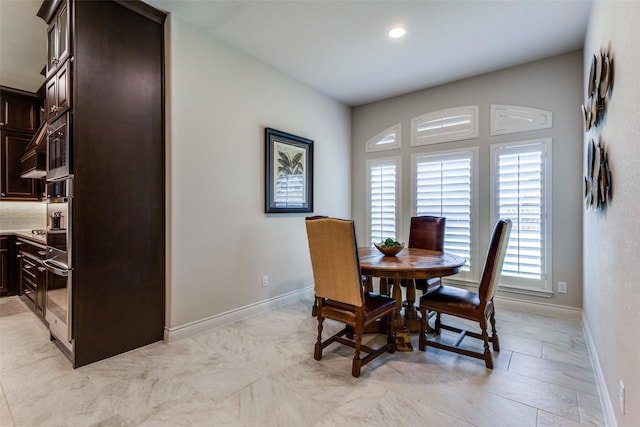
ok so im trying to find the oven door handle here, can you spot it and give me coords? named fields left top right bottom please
left=43, top=260, right=71, bottom=276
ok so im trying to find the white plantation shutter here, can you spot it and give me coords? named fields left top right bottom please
left=411, top=106, right=479, bottom=146
left=491, top=139, right=551, bottom=291
left=413, top=150, right=476, bottom=277
left=366, top=123, right=401, bottom=152
left=367, top=157, right=400, bottom=245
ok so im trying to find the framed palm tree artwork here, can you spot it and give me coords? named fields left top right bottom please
left=265, top=127, right=314, bottom=213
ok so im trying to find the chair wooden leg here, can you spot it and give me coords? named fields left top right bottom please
left=377, top=278, right=386, bottom=295
left=418, top=306, right=427, bottom=351
left=352, top=333, right=363, bottom=377
left=391, top=280, right=404, bottom=327
left=363, top=276, right=373, bottom=293
left=490, top=313, right=500, bottom=351
left=387, top=315, right=396, bottom=353
left=314, top=316, right=324, bottom=361
left=434, top=312, right=442, bottom=334
left=346, top=325, right=354, bottom=339
left=480, top=319, right=493, bottom=369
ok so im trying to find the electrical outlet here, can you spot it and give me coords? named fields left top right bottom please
left=620, top=380, right=625, bottom=414
left=558, top=281, right=568, bottom=294
left=262, top=275, right=269, bottom=287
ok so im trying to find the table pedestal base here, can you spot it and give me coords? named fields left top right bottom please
left=395, top=329, right=413, bottom=351
left=362, top=274, right=441, bottom=344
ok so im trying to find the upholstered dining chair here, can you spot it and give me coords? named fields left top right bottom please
left=306, top=217, right=396, bottom=377
left=405, top=215, right=446, bottom=293
left=418, top=218, right=512, bottom=369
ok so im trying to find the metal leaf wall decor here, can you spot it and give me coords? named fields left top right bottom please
left=582, top=47, right=614, bottom=131
left=583, top=46, right=614, bottom=211
left=584, top=137, right=612, bottom=211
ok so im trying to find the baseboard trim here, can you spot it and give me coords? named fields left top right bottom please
left=493, top=295, right=582, bottom=320
left=164, top=286, right=314, bottom=343
left=582, top=312, right=616, bottom=427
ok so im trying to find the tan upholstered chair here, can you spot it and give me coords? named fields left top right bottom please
left=306, top=217, right=396, bottom=377
left=418, top=218, right=512, bottom=369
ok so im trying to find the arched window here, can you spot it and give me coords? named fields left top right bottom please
left=411, top=106, right=479, bottom=146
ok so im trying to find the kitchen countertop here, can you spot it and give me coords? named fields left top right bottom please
left=0, top=229, right=47, bottom=245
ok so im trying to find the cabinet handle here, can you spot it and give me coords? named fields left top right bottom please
left=0, top=193, right=5, bottom=196
left=24, top=264, right=33, bottom=269
left=38, top=251, right=47, bottom=256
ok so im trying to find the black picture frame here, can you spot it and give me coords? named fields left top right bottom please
left=265, top=127, right=314, bottom=213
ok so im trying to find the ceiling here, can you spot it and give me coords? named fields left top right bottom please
left=1, top=0, right=592, bottom=106
left=0, top=0, right=47, bottom=93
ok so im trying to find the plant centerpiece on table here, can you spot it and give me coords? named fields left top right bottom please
left=374, top=238, right=404, bottom=256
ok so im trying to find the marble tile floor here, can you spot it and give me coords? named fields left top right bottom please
left=0, top=295, right=605, bottom=426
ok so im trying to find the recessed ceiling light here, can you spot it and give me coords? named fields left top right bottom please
left=388, top=27, right=406, bottom=39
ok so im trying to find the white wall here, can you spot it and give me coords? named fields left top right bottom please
left=165, top=16, right=351, bottom=330
left=351, top=52, right=584, bottom=309
left=583, top=2, right=640, bottom=426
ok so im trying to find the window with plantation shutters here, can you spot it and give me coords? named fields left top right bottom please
left=366, top=123, right=401, bottom=152
left=367, top=157, right=401, bottom=245
left=490, top=139, right=551, bottom=292
left=412, top=149, right=477, bottom=279
left=411, top=106, right=479, bottom=146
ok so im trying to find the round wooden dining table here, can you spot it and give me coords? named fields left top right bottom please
left=358, top=247, right=466, bottom=336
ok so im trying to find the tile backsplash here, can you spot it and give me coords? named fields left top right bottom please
left=0, top=202, right=46, bottom=231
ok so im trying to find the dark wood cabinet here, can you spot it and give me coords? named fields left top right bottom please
left=1, top=88, right=40, bottom=133
left=46, top=0, right=70, bottom=79
left=0, top=237, right=8, bottom=294
left=1, top=129, right=41, bottom=200
left=45, top=60, right=71, bottom=122
left=16, top=237, right=47, bottom=319
left=38, top=0, right=166, bottom=368
left=0, top=87, right=42, bottom=201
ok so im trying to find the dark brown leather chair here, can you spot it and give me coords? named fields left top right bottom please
left=418, top=218, right=512, bottom=369
left=306, top=217, right=396, bottom=377
left=383, top=216, right=445, bottom=296
left=407, top=215, right=446, bottom=292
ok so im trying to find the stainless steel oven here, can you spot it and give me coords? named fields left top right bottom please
left=46, top=112, right=72, bottom=181
left=44, top=177, right=73, bottom=354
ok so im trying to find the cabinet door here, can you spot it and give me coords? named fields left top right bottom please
left=56, top=61, right=70, bottom=115
left=57, top=2, right=70, bottom=67
left=45, top=61, right=71, bottom=122
left=46, top=0, right=70, bottom=78
left=0, top=237, right=7, bottom=293
left=0, top=130, right=40, bottom=200
left=0, top=90, right=38, bottom=133
left=46, top=20, right=58, bottom=78
left=46, top=77, right=57, bottom=120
